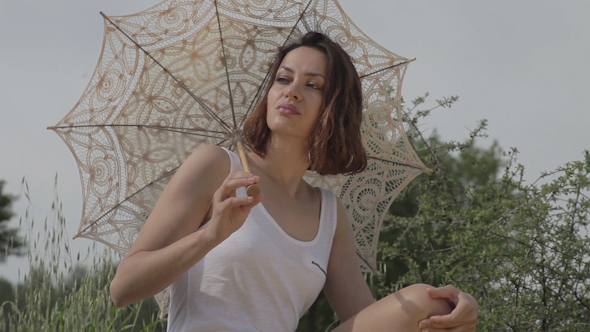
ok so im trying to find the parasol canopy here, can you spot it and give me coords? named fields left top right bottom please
left=49, top=0, right=429, bottom=313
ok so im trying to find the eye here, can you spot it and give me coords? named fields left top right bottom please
left=276, top=76, right=291, bottom=84
left=307, top=82, right=323, bottom=90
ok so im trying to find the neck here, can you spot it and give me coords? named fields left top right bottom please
left=248, top=134, right=310, bottom=197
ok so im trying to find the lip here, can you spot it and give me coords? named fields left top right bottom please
left=277, top=103, right=300, bottom=115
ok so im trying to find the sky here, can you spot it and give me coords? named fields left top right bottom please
left=1, top=0, right=589, bottom=284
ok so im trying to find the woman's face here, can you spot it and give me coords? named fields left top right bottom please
left=266, top=46, right=328, bottom=140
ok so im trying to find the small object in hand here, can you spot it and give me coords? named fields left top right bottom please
left=246, top=185, right=261, bottom=198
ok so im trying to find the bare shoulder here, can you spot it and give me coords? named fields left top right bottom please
left=125, top=145, right=230, bottom=255
left=175, top=145, right=225, bottom=179
left=164, top=145, right=230, bottom=204
left=177, top=145, right=230, bottom=180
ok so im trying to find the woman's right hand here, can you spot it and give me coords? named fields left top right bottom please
left=206, top=170, right=263, bottom=243
left=110, top=145, right=260, bottom=307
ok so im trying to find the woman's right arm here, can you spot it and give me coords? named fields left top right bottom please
left=110, top=145, right=262, bottom=307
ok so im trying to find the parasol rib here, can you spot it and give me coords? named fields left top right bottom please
left=214, top=0, right=238, bottom=129
left=359, top=58, right=415, bottom=79
left=239, top=0, right=315, bottom=129
left=356, top=252, right=380, bottom=275
left=99, top=12, right=234, bottom=134
left=367, top=155, right=428, bottom=172
left=282, top=0, right=314, bottom=47
left=48, top=124, right=229, bottom=141
left=239, top=67, right=271, bottom=129
left=238, top=76, right=267, bottom=130
left=74, top=139, right=230, bottom=237
left=75, top=166, right=180, bottom=237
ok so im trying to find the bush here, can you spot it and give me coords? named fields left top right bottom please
left=377, top=95, right=590, bottom=331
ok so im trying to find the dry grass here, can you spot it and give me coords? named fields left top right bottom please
left=0, top=176, right=165, bottom=332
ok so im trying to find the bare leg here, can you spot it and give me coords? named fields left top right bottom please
left=332, top=284, right=452, bottom=332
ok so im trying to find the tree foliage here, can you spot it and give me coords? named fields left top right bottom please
left=0, top=180, right=24, bottom=262
left=378, top=94, right=590, bottom=331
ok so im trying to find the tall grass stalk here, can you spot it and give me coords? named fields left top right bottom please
left=1, top=176, right=165, bottom=332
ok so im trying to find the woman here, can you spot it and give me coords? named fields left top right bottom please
left=110, top=32, right=478, bottom=331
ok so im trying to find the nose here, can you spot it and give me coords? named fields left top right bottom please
left=284, top=84, right=302, bottom=101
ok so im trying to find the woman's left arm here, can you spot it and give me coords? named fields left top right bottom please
left=323, top=197, right=375, bottom=322
left=324, top=197, right=479, bottom=331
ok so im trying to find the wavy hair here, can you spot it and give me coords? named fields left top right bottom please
left=243, top=32, right=366, bottom=175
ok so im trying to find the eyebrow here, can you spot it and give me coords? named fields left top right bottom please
left=280, top=66, right=325, bottom=80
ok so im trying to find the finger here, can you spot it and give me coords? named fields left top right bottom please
left=229, top=193, right=264, bottom=213
left=225, top=171, right=259, bottom=186
left=425, top=299, right=469, bottom=329
left=427, top=285, right=459, bottom=308
left=420, top=325, right=469, bottom=332
left=426, top=285, right=459, bottom=300
left=219, top=196, right=256, bottom=211
left=419, top=319, right=429, bottom=329
left=217, top=174, right=260, bottom=198
left=225, top=169, right=258, bottom=182
left=423, top=320, right=477, bottom=332
left=419, top=317, right=461, bottom=330
left=242, top=193, right=264, bottom=210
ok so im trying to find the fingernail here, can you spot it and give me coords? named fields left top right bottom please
left=421, top=330, right=429, bottom=332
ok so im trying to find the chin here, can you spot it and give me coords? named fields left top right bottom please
left=269, top=125, right=306, bottom=140
left=267, top=114, right=311, bottom=139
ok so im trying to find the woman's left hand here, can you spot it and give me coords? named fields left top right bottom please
left=418, top=285, right=478, bottom=332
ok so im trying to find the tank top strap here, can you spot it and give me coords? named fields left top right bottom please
left=221, top=147, right=243, bottom=172
left=316, top=187, right=338, bottom=247
left=221, top=147, right=247, bottom=197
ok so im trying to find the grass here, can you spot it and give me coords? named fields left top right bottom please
left=0, top=176, right=166, bottom=332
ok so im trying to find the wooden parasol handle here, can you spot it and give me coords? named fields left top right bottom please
left=236, top=141, right=261, bottom=198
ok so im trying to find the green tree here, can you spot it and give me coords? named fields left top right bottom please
left=381, top=150, right=590, bottom=330
left=381, top=94, right=506, bottom=289
left=378, top=95, right=590, bottom=330
left=0, top=180, right=23, bottom=262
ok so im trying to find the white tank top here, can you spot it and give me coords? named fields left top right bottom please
left=167, top=148, right=338, bottom=332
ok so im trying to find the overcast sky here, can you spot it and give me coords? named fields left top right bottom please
left=1, top=0, right=589, bottom=284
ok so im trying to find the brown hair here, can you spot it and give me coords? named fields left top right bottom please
left=243, top=32, right=366, bottom=175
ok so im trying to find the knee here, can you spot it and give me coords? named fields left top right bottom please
left=386, top=284, right=452, bottom=320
